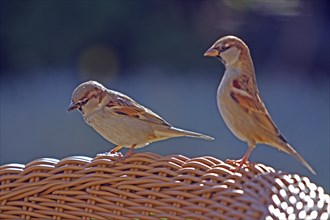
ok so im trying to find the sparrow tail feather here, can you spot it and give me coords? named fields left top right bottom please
left=289, top=146, right=316, bottom=175
left=169, top=127, right=214, bottom=141
left=276, top=140, right=316, bottom=175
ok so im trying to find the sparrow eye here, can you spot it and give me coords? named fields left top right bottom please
left=80, top=99, right=88, bottom=106
left=219, top=44, right=230, bottom=52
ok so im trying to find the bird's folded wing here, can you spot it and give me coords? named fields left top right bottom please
left=106, top=95, right=170, bottom=126
left=230, top=89, right=280, bottom=135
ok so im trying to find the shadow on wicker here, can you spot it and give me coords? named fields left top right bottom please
left=0, top=152, right=329, bottom=219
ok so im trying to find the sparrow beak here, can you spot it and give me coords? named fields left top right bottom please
left=204, top=47, right=219, bottom=57
left=67, top=100, right=79, bottom=112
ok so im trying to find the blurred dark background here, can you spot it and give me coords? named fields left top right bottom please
left=0, top=0, right=329, bottom=191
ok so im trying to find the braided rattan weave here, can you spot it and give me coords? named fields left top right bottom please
left=0, top=152, right=329, bottom=219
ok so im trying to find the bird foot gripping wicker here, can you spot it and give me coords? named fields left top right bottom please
left=0, top=152, right=329, bottom=219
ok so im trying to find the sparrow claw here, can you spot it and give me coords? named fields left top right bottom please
left=106, top=151, right=123, bottom=157
left=117, top=155, right=126, bottom=163
left=115, top=151, right=136, bottom=163
left=226, top=158, right=255, bottom=172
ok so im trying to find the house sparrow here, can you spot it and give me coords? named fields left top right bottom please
left=204, top=35, right=316, bottom=175
left=68, top=81, right=214, bottom=157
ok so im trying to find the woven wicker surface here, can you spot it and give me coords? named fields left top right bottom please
left=0, top=152, right=329, bottom=220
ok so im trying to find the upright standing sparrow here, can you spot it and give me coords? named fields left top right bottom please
left=68, top=81, right=213, bottom=156
left=204, top=35, right=315, bottom=174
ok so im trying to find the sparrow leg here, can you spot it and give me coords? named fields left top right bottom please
left=234, top=145, right=255, bottom=171
left=125, top=144, right=137, bottom=157
left=110, top=145, right=123, bottom=154
left=116, top=144, right=137, bottom=163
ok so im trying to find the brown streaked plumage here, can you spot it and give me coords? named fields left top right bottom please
left=204, top=35, right=316, bottom=175
left=68, top=81, right=214, bottom=157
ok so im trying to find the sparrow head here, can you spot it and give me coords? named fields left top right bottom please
left=67, top=80, right=106, bottom=114
left=204, top=35, right=249, bottom=66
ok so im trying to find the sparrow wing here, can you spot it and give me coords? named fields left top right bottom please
left=230, top=82, right=280, bottom=136
left=106, top=91, right=170, bottom=126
